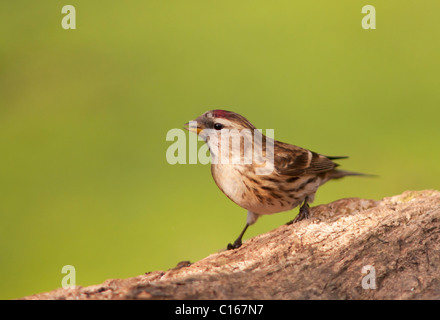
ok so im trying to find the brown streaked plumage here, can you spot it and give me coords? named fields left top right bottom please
left=185, top=110, right=367, bottom=250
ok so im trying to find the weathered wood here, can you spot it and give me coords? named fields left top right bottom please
left=21, top=190, right=440, bottom=300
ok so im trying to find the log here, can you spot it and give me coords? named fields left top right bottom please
left=21, top=190, right=440, bottom=300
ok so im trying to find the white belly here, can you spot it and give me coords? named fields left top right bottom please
left=212, top=164, right=323, bottom=215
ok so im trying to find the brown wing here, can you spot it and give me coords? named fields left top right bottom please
left=274, top=141, right=338, bottom=177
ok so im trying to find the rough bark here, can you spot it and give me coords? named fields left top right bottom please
left=21, top=190, right=440, bottom=300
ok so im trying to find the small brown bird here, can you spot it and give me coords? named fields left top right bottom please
left=185, top=110, right=366, bottom=250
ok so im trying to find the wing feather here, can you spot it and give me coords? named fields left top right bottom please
left=274, top=142, right=338, bottom=177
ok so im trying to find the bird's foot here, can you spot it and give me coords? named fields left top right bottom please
left=286, top=202, right=310, bottom=224
left=294, top=202, right=310, bottom=222
left=227, top=239, right=242, bottom=250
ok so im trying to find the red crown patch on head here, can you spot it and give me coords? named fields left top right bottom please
left=211, top=110, right=233, bottom=119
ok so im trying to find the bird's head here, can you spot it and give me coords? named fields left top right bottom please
left=184, top=110, right=272, bottom=168
left=184, top=110, right=256, bottom=136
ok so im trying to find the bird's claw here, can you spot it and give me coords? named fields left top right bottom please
left=227, top=240, right=242, bottom=250
left=289, top=203, right=310, bottom=224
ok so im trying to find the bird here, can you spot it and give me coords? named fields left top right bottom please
left=185, top=110, right=367, bottom=250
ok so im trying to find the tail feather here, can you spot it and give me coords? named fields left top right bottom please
left=329, top=169, right=377, bottom=180
left=326, top=155, right=349, bottom=160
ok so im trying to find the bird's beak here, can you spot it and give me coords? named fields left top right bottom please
left=184, top=121, right=202, bottom=134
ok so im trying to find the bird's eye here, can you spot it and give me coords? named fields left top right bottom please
left=214, top=123, right=224, bottom=130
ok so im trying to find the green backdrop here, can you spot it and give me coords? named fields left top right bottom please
left=1, top=1, right=439, bottom=299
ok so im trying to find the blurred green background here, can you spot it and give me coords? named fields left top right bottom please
left=1, top=1, right=439, bottom=299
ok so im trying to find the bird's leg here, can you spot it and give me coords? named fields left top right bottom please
left=227, top=223, right=249, bottom=250
left=295, top=199, right=310, bottom=222
left=286, top=198, right=310, bottom=224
